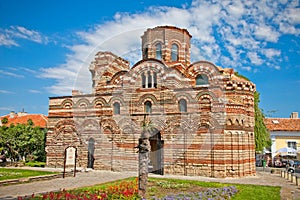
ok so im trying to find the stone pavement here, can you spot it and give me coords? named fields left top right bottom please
left=0, top=170, right=138, bottom=199
left=0, top=167, right=299, bottom=199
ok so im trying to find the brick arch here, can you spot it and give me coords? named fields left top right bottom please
left=152, top=39, right=164, bottom=45
left=196, top=91, right=218, bottom=102
left=131, top=60, right=167, bottom=80
left=116, top=117, right=140, bottom=134
left=187, top=61, right=222, bottom=86
left=53, top=119, right=82, bottom=144
left=132, top=59, right=166, bottom=72
left=172, top=92, right=195, bottom=103
left=108, top=96, right=125, bottom=106
left=81, top=119, right=101, bottom=131
left=168, top=39, right=182, bottom=49
left=150, top=118, right=167, bottom=133
left=100, top=118, right=120, bottom=135
left=61, top=99, right=73, bottom=109
left=92, top=97, right=108, bottom=108
left=130, top=60, right=190, bottom=90
left=109, top=70, right=128, bottom=85
left=137, top=94, right=158, bottom=105
left=75, top=98, right=90, bottom=108
left=188, top=61, right=220, bottom=75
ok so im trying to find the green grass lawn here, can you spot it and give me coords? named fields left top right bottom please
left=0, top=168, right=57, bottom=181
left=149, top=178, right=280, bottom=200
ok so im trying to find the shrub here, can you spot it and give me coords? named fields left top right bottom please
left=25, top=162, right=45, bottom=168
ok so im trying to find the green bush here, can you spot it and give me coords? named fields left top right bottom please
left=25, top=161, right=45, bottom=167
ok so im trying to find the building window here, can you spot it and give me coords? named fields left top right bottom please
left=171, top=43, right=179, bottom=61
left=196, top=74, right=209, bottom=85
left=144, top=101, right=152, bottom=113
left=178, top=99, right=187, bottom=112
left=153, top=72, right=157, bottom=88
left=113, top=102, right=120, bottom=115
left=142, top=73, right=146, bottom=88
left=288, top=141, right=297, bottom=150
left=141, top=70, right=157, bottom=88
left=143, top=47, right=148, bottom=59
left=147, top=71, right=152, bottom=88
left=155, top=43, right=162, bottom=60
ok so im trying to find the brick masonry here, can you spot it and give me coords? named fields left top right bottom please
left=46, top=26, right=256, bottom=178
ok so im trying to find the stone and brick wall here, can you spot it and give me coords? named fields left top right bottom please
left=46, top=26, right=256, bottom=178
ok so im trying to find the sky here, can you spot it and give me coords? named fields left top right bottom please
left=0, top=0, right=299, bottom=118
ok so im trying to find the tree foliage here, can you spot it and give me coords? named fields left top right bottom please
left=0, top=119, right=46, bottom=162
left=254, top=91, right=271, bottom=152
left=1, top=117, right=8, bottom=124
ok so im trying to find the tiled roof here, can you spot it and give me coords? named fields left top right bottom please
left=264, top=118, right=300, bottom=131
left=0, top=113, right=47, bottom=128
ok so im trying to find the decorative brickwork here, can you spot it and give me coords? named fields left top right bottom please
left=46, top=26, right=256, bottom=178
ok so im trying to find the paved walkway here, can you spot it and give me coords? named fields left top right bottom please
left=0, top=168, right=299, bottom=199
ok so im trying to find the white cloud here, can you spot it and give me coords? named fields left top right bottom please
left=0, top=107, right=15, bottom=113
left=285, top=7, right=300, bottom=25
left=241, top=66, right=252, bottom=72
left=261, top=49, right=281, bottom=59
left=0, top=90, right=14, bottom=94
left=247, top=52, right=263, bottom=65
left=0, top=69, right=24, bottom=78
left=39, top=0, right=300, bottom=95
left=254, top=25, right=280, bottom=42
left=0, top=26, right=48, bottom=47
left=28, top=89, right=41, bottom=94
left=0, top=33, right=18, bottom=46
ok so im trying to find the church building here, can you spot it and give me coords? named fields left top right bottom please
left=46, top=26, right=256, bottom=178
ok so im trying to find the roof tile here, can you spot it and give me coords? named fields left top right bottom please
left=0, top=114, right=47, bottom=128
left=264, top=118, right=300, bottom=131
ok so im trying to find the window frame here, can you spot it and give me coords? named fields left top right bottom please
left=144, top=101, right=152, bottom=113
left=155, top=43, right=162, bottom=60
left=113, top=102, right=121, bottom=115
left=178, top=99, right=187, bottom=112
left=196, top=74, right=209, bottom=86
left=171, top=43, right=179, bottom=61
left=287, top=141, right=297, bottom=150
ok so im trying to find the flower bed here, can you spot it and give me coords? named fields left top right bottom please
left=150, top=186, right=238, bottom=199
left=20, top=179, right=139, bottom=200
left=18, top=177, right=280, bottom=200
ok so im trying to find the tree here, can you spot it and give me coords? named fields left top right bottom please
left=254, top=91, right=271, bottom=152
left=1, top=117, right=8, bottom=124
left=234, top=72, right=271, bottom=152
left=0, top=119, right=46, bottom=162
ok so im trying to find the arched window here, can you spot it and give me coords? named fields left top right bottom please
left=143, top=47, right=148, bottom=59
left=144, top=101, right=152, bottom=113
left=155, top=43, right=162, bottom=60
left=113, top=102, right=120, bottom=115
left=147, top=71, right=152, bottom=88
left=171, top=43, right=179, bottom=61
left=142, top=73, right=146, bottom=88
left=141, top=70, right=157, bottom=88
left=178, top=99, right=187, bottom=112
left=196, top=74, right=209, bottom=85
left=153, top=72, right=157, bottom=88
